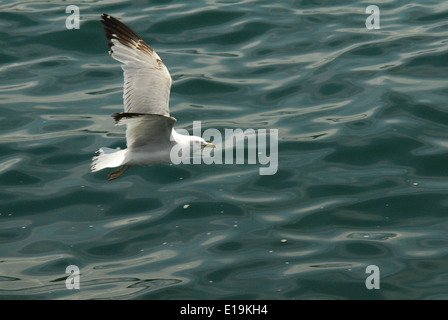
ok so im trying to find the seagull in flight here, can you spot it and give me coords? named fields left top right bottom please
left=92, top=14, right=215, bottom=181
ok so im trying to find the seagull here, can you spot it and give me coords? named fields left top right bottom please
left=92, top=14, right=215, bottom=181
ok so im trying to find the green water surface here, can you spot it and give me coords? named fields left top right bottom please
left=1, top=0, right=448, bottom=300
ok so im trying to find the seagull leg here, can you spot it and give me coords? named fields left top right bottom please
left=108, top=165, right=131, bottom=181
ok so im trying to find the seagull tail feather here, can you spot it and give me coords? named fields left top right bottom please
left=91, top=147, right=127, bottom=172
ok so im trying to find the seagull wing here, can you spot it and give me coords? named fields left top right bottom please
left=101, top=14, right=172, bottom=116
left=113, top=113, right=176, bottom=150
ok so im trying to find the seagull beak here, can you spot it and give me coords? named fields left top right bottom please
left=202, top=142, right=216, bottom=148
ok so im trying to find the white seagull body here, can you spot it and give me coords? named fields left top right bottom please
left=92, top=14, right=214, bottom=180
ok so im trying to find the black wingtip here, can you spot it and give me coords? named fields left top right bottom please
left=112, top=113, right=177, bottom=125
left=100, top=13, right=139, bottom=40
left=100, top=13, right=150, bottom=53
left=100, top=13, right=115, bottom=27
left=101, top=14, right=121, bottom=26
left=101, top=13, right=117, bottom=22
left=112, top=112, right=148, bottom=124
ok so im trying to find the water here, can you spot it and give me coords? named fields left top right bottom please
left=1, top=0, right=448, bottom=300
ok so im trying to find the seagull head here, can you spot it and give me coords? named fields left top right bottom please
left=191, top=136, right=216, bottom=151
